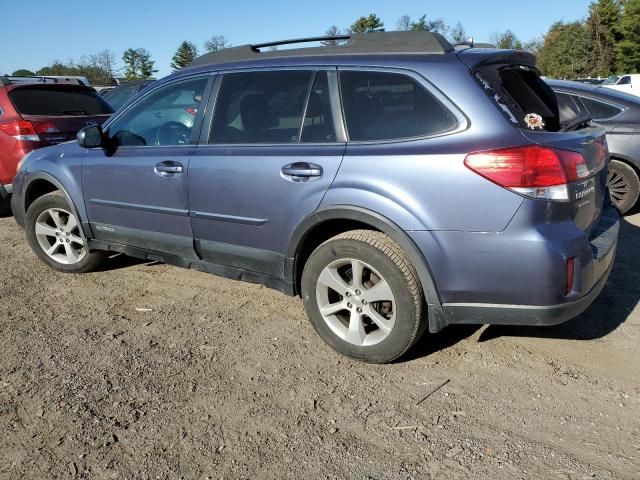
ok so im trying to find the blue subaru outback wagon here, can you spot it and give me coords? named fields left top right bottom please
left=11, top=32, right=619, bottom=363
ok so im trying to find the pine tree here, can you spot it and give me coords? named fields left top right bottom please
left=616, top=0, right=640, bottom=73
left=171, top=41, right=198, bottom=71
left=122, top=48, right=140, bottom=80
left=137, top=49, right=157, bottom=79
left=350, top=14, right=384, bottom=34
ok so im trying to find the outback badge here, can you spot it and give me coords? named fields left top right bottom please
left=524, top=113, right=545, bottom=130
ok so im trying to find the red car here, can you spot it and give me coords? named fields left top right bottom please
left=0, top=77, right=113, bottom=214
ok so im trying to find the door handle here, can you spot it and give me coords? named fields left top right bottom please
left=155, top=161, right=183, bottom=176
left=281, top=162, right=322, bottom=178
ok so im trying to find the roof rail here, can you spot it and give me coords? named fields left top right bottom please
left=188, top=31, right=454, bottom=68
left=252, top=35, right=351, bottom=50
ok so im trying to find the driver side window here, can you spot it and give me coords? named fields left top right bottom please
left=107, top=76, right=209, bottom=147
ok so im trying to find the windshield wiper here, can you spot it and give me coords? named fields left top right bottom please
left=58, top=109, right=88, bottom=116
left=561, top=113, right=592, bottom=132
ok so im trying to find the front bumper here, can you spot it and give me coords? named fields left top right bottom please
left=440, top=206, right=619, bottom=326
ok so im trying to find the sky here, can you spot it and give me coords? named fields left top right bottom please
left=0, top=0, right=593, bottom=79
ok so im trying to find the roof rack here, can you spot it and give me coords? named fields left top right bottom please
left=0, top=75, right=86, bottom=86
left=188, top=31, right=454, bottom=68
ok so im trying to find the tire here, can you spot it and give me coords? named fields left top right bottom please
left=25, top=191, right=106, bottom=273
left=301, top=230, right=426, bottom=363
left=607, top=160, right=640, bottom=215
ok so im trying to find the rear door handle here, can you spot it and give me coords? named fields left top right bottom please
left=155, top=161, right=183, bottom=176
left=281, top=162, right=322, bottom=178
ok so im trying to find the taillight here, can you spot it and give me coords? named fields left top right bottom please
left=0, top=120, right=40, bottom=142
left=185, top=107, right=198, bottom=115
left=464, top=145, right=589, bottom=201
left=32, top=122, right=60, bottom=135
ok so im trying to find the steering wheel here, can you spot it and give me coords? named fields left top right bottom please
left=155, top=121, right=191, bottom=146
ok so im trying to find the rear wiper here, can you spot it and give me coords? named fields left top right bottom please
left=58, top=109, right=88, bottom=116
left=561, top=113, right=592, bottom=132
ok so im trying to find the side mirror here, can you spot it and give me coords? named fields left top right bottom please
left=77, top=124, right=105, bottom=148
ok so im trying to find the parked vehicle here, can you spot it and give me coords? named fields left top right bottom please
left=102, top=80, right=154, bottom=110
left=12, top=32, right=619, bottom=363
left=602, top=74, right=640, bottom=96
left=0, top=77, right=113, bottom=215
left=549, top=79, right=640, bottom=214
left=573, top=78, right=606, bottom=85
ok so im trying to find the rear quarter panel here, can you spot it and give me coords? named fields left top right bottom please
left=323, top=59, right=528, bottom=232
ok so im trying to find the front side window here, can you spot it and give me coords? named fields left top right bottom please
left=339, top=70, right=457, bottom=141
left=107, top=76, right=208, bottom=147
left=578, top=96, right=623, bottom=120
left=618, top=76, right=631, bottom=85
left=211, top=70, right=313, bottom=144
left=105, top=85, right=137, bottom=110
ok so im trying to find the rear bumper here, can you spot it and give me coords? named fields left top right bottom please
left=441, top=253, right=614, bottom=326
left=442, top=206, right=619, bottom=326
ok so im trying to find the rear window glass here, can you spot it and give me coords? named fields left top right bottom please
left=477, top=66, right=561, bottom=131
left=498, top=68, right=559, bottom=131
left=579, top=97, right=623, bottom=120
left=9, top=87, right=113, bottom=116
left=340, top=70, right=457, bottom=141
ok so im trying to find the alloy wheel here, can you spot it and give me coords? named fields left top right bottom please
left=607, top=168, right=629, bottom=210
left=315, top=258, right=396, bottom=346
left=34, top=208, right=86, bottom=265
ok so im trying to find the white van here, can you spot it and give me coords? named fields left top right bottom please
left=602, top=74, right=640, bottom=96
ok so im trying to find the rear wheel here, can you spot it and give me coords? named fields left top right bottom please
left=607, top=160, right=640, bottom=214
left=301, top=230, right=426, bottom=363
left=25, top=191, right=106, bottom=273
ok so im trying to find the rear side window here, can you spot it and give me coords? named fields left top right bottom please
left=211, top=70, right=313, bottom=144
left=578, top=97, right=623, bottom=120
left=8, top=87, right=113, bottom=116
left=339, top=70, right=457, bottom=141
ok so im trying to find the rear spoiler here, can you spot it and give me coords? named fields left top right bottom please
left=456, top=49, right=537, bottom=69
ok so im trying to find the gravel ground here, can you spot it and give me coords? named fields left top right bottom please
left=0, top=213, right=638, bottom=480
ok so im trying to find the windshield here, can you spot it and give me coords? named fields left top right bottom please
left=603, top=75, right=620, bottom=85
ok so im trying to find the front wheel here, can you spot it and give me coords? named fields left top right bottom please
left=25, top=191, right=106, bottom=273
left=301, top=230, right=426, bottom=363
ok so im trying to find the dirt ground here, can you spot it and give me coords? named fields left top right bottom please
left=0, top=213, right=638, bottom=480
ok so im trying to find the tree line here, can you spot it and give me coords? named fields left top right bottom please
left=9, top=1, right=640, bottom=84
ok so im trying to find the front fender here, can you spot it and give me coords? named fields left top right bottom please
left=13, top=143, right=88, bottom=234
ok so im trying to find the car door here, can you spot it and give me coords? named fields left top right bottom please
left=188, top=69, right=346, bottom=278
left=83, top=75, right=212, bottom=258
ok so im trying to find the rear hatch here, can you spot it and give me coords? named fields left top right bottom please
left=460, top=49, right=609, bottom=237
left=8, top=85, right=113, bottom=145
